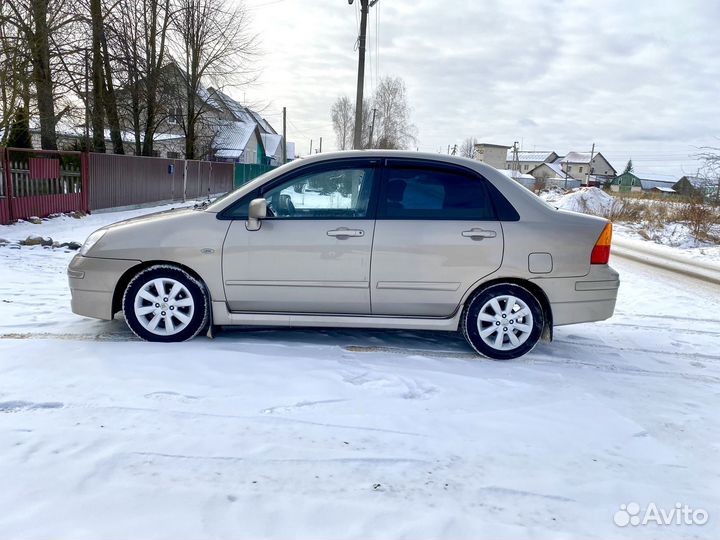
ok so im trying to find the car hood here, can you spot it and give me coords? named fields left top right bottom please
left=101, top=206, right=198, bottom=232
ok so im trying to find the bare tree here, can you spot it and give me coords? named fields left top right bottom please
left=372, top=76, right=416, bottom=150
left=696, top=144, right=720, bottom=205
left=0, top=5, right=31, bottom=143
left=459, top=137, right=477, bottom=159
left=103, top=0, right=173, bottom=155
left=331, top=95, right=353, bottom=151
left=89, top=0, right=106, bottom=151
left=170, top=0, right=257, bottom=159
left=2, top=0, right=78, bottom=149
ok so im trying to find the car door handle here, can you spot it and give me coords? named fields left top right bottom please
left=462, top=228, right=497, bottom=240
left=327, top=227, right=365, bottom=239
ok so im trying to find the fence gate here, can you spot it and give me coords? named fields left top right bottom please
left=0, top=147, right=89, bottom=225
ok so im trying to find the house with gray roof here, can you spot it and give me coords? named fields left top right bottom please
left=505, top=150, right=559, bottom=173
left=115, top=62, right=293, bottom=163
left=556, top=152, right=616, bottom=183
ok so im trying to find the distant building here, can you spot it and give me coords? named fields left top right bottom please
left=608, top=172, right=643, bottom=192
left=609, top=172, right=676, bottom=193
left=505, top=150, right=559, bottom=173
left=650, top=186, right=677, bottom=196
left=528, top=161, right=568, bottom=181
left=473, top=143, right=511, bottom=170
left=673, top=175, right=712, bottom=198
left=557, top=151, right=616, bottom=183
left=112, top=62, right=293, bottom=162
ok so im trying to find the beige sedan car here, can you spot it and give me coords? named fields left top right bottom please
left=68, top=151, right=619, bottom=359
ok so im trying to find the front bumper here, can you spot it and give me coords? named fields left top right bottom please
left=532, top=264, right=620, bottom=326
left=68, top=255, right=141, bottom=320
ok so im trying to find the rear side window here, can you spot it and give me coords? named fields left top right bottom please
left=380, top=167, right=496, bottom=220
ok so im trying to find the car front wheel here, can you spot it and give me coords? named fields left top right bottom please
left=122, top=265, right=209, bottom=342
left=462, top=283, right=544, bottom=360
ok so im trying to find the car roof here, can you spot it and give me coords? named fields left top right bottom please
left=205, top=150, right=553, bottom=220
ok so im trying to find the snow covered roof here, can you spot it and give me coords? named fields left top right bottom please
left=530, top=161, right=569, bottom=178
left=505, top=150, right=556, bottom=163
left=679, top=175, right=706, bottom=187
left=639, top=177, right=677, bottom=190
left=651, top=186, right=676, bottom=193
left=497, top=169, right=535, bottom=180
left=560, top=151, right=592, bottom=164
left=249, top=110, right=276, bottom=135
left=208, top=89, right=277, bottom=135
left=260, top=133, right=282, bottom=157
left=213, top=121, right=259, bottom=158
left=27, top=118, right=182, bottom=144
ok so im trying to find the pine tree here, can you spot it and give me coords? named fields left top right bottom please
left=7, top=107, right=33, bottom=150
left=623, top=159, right=633, bottom=174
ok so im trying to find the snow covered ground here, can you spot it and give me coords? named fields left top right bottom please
left=1, top=204, right=719, bottom=539
left=539, top=187, right=720, bottom=263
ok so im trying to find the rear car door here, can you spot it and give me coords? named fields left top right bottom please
left=370, top=159, right=504, bottom=316
left=221, top=159, right=379, bottom=314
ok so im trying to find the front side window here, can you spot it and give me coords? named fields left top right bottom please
left=263, top=167, right=375, bottom=218
left=380, top=167, right=495, bottom=220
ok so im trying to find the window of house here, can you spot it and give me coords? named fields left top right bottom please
left=167, top=151, right=180, bottom=159
left=167, top=107, right=182, bottom=125
left=380, top=167, right=495, bottom=220
left=579, top=166, right=583, bottom=173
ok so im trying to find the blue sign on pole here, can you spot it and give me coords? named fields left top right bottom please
left=168, top=164, right=175, bottom=175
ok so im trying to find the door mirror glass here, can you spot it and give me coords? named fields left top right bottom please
left=246, top=198, right=267, bottom=231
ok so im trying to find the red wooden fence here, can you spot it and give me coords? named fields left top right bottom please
left=0, top=148, right=234, bottom=225
left=1, top=148, right=89, bottom=225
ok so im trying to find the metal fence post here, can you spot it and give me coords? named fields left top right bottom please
left=2, top=148, right=14, bottom=221
left=80, top=151, right=90, bottom=212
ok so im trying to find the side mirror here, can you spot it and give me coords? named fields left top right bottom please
left=246, top=198, right=267, bottom=231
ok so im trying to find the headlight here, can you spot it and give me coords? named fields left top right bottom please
left=79, top=229, right=107, bottom=255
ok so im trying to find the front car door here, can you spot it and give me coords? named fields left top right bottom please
left=221, top=159, right=379, bottom=314
left=370, top=159, right=504, bottom=316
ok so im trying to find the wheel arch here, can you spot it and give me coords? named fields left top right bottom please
left=461, top=277, right=553, bottom=341
left=111, top=260, right=211, bottom=318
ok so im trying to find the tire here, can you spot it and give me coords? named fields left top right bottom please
left=122, top=265, right=209, bottom=343
left=462, top=283, right=544, bottom=360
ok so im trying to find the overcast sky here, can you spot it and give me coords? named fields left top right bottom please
left=238, top=0, right=720, bottom=177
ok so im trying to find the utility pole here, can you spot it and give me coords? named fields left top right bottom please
left=368, top=108, right=377, bottom=149
left=282, top=106, right=287, bottom=164
left=586, top=142, right=595, bottom=186
left=309, top=139, right=313, bottom=155
left=512, top=141, right=520, bottom=174
left=350, top=0, right=379, bottom=149
left=319, top=137, right=323, bottom=153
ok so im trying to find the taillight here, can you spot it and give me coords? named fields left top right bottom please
left=591, top=223, right=612, bottom=264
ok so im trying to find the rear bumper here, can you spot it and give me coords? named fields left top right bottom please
left=532, top=265, right=619, bottom=326
left=68, top=255, right=140, bottom=320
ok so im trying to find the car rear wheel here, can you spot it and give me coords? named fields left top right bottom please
left=462, top=283, right=544, bottom=360
left=122, top=265, right=209, bottom=342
